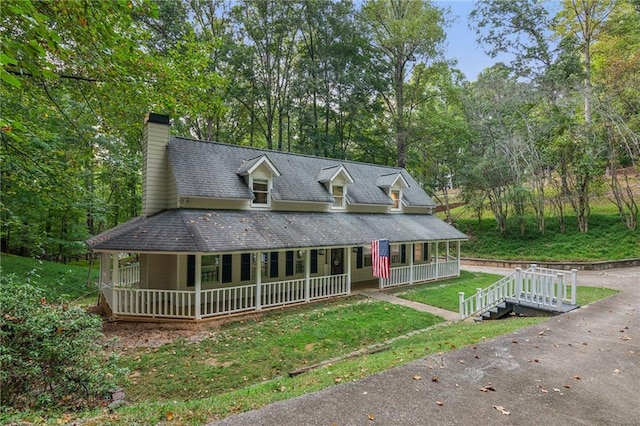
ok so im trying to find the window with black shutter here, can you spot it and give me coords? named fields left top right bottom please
left=285, top=251, right=294, bottom=276
left=310, top=250, right=318, bottom=274
left=187, top=255, right=195, bottom=287
left=270, top=252, right=279, bottom=278
left=241, top=253, right=251, bottom=281
left=356, top=247, right=363, bottom=269
left=222, top=254, right=232, bottom=283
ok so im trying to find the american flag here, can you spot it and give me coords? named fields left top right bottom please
left=371, top=239, right=390, bottom=279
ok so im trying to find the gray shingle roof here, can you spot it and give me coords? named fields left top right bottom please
left=87, top=209, right=468, bottom=253
left=167, top=138, right=436, bottom=207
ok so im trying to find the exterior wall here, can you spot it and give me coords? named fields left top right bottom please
left=142, top=119, right=172, bottom=217
left=140, top=253, right=177, bottom=290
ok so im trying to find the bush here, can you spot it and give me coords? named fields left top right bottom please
left=0, top=274, right=126, bottom=411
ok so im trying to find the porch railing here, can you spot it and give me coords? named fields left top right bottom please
left=111, top=264, right=140, bottom=286
left=458, top=265, right=578, bottom=320
left=107, top=273, right=349, bottom=319
left=379, top=259, right=459, bottom=289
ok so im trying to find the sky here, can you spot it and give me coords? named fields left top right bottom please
left=434, top=0, right=513, bottom=81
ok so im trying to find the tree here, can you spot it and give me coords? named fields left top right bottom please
left=360, top=0, right=446, bottom=168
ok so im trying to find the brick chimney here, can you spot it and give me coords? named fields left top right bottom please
left=142, top=113, right=170, bottom=217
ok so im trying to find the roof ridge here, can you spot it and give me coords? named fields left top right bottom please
left=170, top=136, right=405, bottom=171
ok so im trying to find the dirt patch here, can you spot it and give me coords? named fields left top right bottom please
left=97, top=306, right=267, bottom=351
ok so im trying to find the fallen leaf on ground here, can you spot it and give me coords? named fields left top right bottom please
left=480, top=384, right=496, bottom=392
left=493, top=405, right=510, bottom=415
left=621, top=336, right=631, bottom=341
left=564, top=384, right=571, bottom=389
left=430, top=375, right=438, bottom=382
left=613, top=369, right=621, bottom=374
left=368, top=413, right=375, bottom=421
left=436, top=401, right=444, bottom=406
left=540, top=388, right=548, bottom=394
left=573, top=375, right=581, bottom=380
left=413, top=375, right=422, bottom=380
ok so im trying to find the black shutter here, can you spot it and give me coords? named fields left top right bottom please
left=270, top=252, right=279, bottom=278
left=222, top=254, right=232, bottom=283
left=241, top=253, right=251, bottom=281
left=310, top=250, right=318, bottom=274
left=286, top=251, right=294, bottom=276
left=401, top=244, right=406, bottom=263
left=356, top=247, right=363, bottom=269
left=423, top=243, right=429, bottom=261
left=187, top=255, right=195, bottom=287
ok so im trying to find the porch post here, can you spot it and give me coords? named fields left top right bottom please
left=457, top=240, right=461, bottom=275
left=305, top=249, right=311, bottom=302
left=570, top=269, right=578, bottom=305
left=346, top=247, right=352, bottom=294
left=446, top=241, right=450, bottom=259
left=256, top=252, right=262, bottom=310
left=515, top=268, right=522, bottom=300
left=557, top=273, right=565, bottom=311
left=409, top=243, right=414, bottom=285
left=112, top=252, right=120, bottom=286
left=100, top=252, right=110, bottom=285
left=435, top=242, right=439, bottom=278
left=195, top=254, right=202, bottom=320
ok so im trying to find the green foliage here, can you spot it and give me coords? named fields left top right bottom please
left=0, top=275, right=126, bottom=411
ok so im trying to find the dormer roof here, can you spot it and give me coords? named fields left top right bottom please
left=317, top=164, right=355, bottom=184
left=376, top=172, right=410, bottom=189
left=236, top=154, right=281, bottom=177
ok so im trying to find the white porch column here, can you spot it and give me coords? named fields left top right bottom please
left=446, top=241, right=450, bottom=259
left=409, top=243, right=414, bottom=285
left=570, top=269, right=578, bottom=305
left=435, top=243, right=439, bottom=278
left=256, top=252, right=262, bottom=310
left=195, top=254, right=202, bottom=320
left=346, top=247, right=352, bottom=294
left=305, top=249, right=311, bottom=302
left=111, top=252, right=120, bottom=286
left=457, top=240, right=461, bottom=275
left=100, top=252, right=110, bottom=285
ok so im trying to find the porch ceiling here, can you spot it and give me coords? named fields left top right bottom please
left=86, top=209, right=467, bottom=253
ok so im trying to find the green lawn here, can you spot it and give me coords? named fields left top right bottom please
left=390, top=270, right=619, bottom=311
left=0, top=253, right=99, bottom=303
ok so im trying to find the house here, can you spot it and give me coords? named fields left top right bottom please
left=87, top=113, right=468, bottom=320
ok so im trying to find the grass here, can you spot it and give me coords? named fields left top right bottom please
left=0, top=253, right=99, bottom=303
left=445, top=203, right=639, bottom=261
left=0, top=249, right=625, bottom=425
left=76, top=316, right=546, bottom=426
left=389, top=270, right=619, bottom=310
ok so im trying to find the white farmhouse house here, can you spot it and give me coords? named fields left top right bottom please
left=87, top=113, right=468, bottom=321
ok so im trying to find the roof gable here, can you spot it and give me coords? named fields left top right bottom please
left=317, top=164, right=355, bottom=185
left=376, top=172, right=409, bottom=190
left=236, top=154, right=281, bottom=177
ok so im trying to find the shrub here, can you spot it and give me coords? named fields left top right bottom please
left=0, top=274, right=126, bottom=411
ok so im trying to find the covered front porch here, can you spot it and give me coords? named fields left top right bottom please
left=97, top=241, right=462, bottom=321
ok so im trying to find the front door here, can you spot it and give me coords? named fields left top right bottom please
left=331, top=248, right=344, bottom=275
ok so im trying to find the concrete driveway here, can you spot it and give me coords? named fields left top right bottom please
left=211, top=267, right=640, bottom=426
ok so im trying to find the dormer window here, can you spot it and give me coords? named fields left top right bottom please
left=390, top=189, right=401, bottom=210
left=318, top=164, right=354, bottom=211
left=377, top=172, right=409, bottom=212
left=237, top=154, right=281, bottom=209
left=251, top=178, right=270, bottom=206
left=332, top=184, right=345, bottom=209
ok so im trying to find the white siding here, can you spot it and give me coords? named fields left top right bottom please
left=142, top=121, right=171, bottom=217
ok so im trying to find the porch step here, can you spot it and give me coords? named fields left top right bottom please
left=481, top=302, right=512, bottom=320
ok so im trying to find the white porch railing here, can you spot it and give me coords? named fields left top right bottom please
left=105, top=274, right=349, bottom=319
left=112, top=288, right=195, bottom=318
left=110, top=264, right=140, bottom=286
left=458, top=265, right=578, bottom=320
left=379, top=260, right=459, bottom=289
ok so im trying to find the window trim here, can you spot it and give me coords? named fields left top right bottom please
left=390, top=189, right=402, bottom=211
left=331, top=183, right=346, bottom=209
left=250, top=177, right=271, bottom=208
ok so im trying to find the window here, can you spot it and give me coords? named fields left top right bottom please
left=286, top=251, right=294, bottom=276
left=202, top=255, right=220, bottom=283
left=363, top=245, right=372, bottom=267
left=221, top=254, right=232, bottom=283
left=269, top=252, right=279, bottom=278
left=240, top=253, right=251, bottom=281
left=295, top=251, right=305, bottom=274
left=187, top=255, right=196, bottom=287
left=414, top=244, right=422, bottom=262
left=390, top=244, right=401, bottom=264
left=332, top=184, right=345, bottom=209
left=251, top=178, right=270, bottom=206
left=390, top=190, right=401, bottom=210
left=356, top=247, right=363, bottom=269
